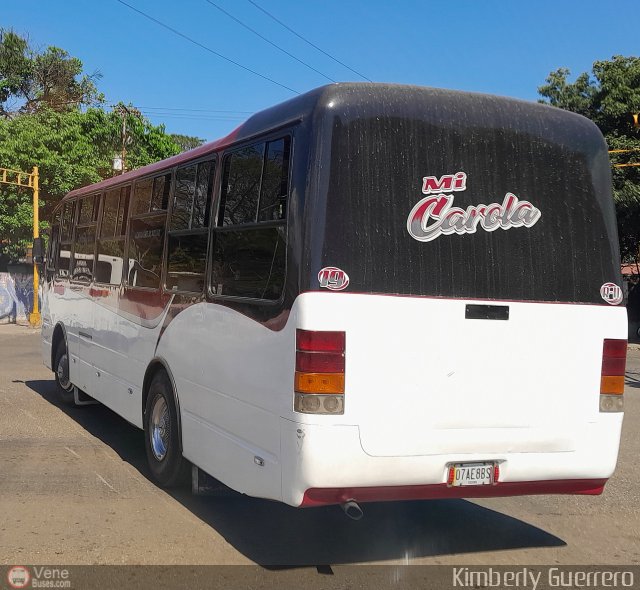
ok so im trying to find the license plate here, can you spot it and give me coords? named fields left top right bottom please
left=449, top=462, right=495, bottom=487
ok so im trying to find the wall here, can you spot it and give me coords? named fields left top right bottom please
left=0, top=265, right=38, bottom=324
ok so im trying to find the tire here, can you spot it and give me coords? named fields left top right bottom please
left=144, top=370, right=189, bottom=487
left=53, top=340, right=75, bottom=405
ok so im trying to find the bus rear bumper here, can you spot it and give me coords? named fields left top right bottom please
left=300, top=478, right=607, bottom=507
left=280, top=417, right=621, bottom=507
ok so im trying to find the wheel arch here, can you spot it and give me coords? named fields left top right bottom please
left=51, top=322, right=68, bottom=369
left=142, top=358, right=184, bottom=452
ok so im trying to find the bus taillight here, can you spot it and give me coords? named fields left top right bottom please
left=600, top=339, right=626, bottom=412
left=294, top=329, right=345, bottom=415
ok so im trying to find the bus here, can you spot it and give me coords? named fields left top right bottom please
left=40, top=83, right=627, bottom=514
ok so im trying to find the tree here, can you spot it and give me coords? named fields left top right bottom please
left=169, top=133, right=206, bottom=153
left=0, top=29, right=103, bottom=116
left=0, top=107, right=182, bottom=261
left=0, top=30, right=206, bottom=262
left=538, top=56, right=640, bottom=263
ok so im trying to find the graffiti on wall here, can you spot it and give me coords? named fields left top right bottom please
left=0, top=272, right=37, bottom=322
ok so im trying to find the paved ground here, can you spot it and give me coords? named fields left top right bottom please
left=0, top=323, right=638, bottom=569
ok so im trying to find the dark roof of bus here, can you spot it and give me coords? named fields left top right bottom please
left=64, top=82, right=590, bottom=201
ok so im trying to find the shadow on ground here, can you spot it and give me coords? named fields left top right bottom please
left=26, top=378, right=566, bottom=567
left=625, top=371, right=640, bottom=389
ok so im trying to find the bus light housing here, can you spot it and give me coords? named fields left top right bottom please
left=600, top=339, right=626, bottom=412
left=294, top=329, right=345, bottom=415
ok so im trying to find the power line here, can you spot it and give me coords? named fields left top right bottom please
left=109, top=104, right=252, bottom=116
left=203, top=0, right=335, bottom=83
left=246, top=0, right=372, bottom=82
left=114, top=0, right=300, bottom=95
left=106, top=103, right=251, bottom=123
left=131, top=106, right=254, bottom=114
left=137, top=112, right=247, bottom=122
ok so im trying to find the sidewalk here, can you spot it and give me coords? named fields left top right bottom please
left=0, top=322, right=41, bottom=335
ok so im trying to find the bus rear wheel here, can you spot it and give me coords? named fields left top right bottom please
left=144, top=371, right=189, bottom=487
left=54, top=340, right=75, bottom=405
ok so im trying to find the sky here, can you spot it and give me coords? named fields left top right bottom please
left=3, top=0, right=639, bottom=142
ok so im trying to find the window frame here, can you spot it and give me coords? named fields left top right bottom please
left=163, top=156, right=218, bottom=295
left=54, top=199, right=76, bottom=281
left=94, top=184, right=131, bottom=287
left=69, top=193, right=100, bottom=285
left=46, top=223, right=59, bottom=274
left=125, top=171, right=174, bottom=292
left=207, top=130, right=293, bottom=305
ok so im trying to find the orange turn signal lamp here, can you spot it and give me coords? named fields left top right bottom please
left=294, top=372, right=344, bottom=394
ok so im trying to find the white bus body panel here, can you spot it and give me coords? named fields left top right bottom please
left=154, top=292, right=624, bottom=507
left=158, top=302, right=286, bottom=501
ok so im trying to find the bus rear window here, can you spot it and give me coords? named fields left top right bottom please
left=319, top=107, right=618, bottom=304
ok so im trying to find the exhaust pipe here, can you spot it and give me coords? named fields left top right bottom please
left=341, top=500, right=363, bottom=521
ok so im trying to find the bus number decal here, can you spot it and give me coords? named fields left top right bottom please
left=600, top=283, right=623, bottom=305
left=318, top=267, right=350, bottom=291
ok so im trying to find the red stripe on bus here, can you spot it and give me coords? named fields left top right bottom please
left=300, top=479, right=608, bottom=507
left=299, top=290, right=620, bottom=307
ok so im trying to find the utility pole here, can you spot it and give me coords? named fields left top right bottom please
left=114, top=104, right=131, bottom=174
left=0, top=165, right=41, bottom=326
left=114, top=104, right=141, bottom=175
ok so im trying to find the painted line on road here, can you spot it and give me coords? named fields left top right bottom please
left=13, top=405, right=46, bottom=434
left=64, top=446, right=81, bottom=458
left=95, top=472, right=119, bottom=494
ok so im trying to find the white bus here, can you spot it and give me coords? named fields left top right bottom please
left=41, top=83, right=627, bottom=514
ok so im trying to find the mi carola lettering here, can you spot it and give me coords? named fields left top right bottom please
left=407, top=172, right=541, bottom=242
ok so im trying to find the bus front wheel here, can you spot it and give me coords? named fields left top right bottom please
left=144, top=371, right=189, bottom=487
left=54, top=340, right=75, bottom=405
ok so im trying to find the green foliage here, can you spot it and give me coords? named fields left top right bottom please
left=0, top=107, right=183, bottom=260
left=0, top=30, right=206, bottom=261
left=539, top=56, right=640, bottom=262
left=0, top=30, right=31, bottom=111
left=169, top=133, right=206, bottom=153
left=0, top=28, right=103, bottom=115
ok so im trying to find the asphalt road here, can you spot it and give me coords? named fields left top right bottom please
left=0, top=323, right=639, bottom=571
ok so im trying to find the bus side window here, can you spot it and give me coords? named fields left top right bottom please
left=47, top=224, right=60, bottom=274
left=57, top=200, right=76, bottom=280
left=128, top=215, right=166, bottom=289
left=96, top=186, right=130, bottom=285
left=127, top=173, right=171, bottom=290
left=133, top=178, right=153, bottom=216
left=219, top=143, right=265, bottom=226
left=258, top=137, right=290, bottom=222
left=133, top=174, right=171, bottom=216
left=211, top=136, right=290, bottom=301
left=165, top=159, right=216, bottom=293
left=78, top=193, right=99, bottom=224
left=70, top=194, right=99, bottom=283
